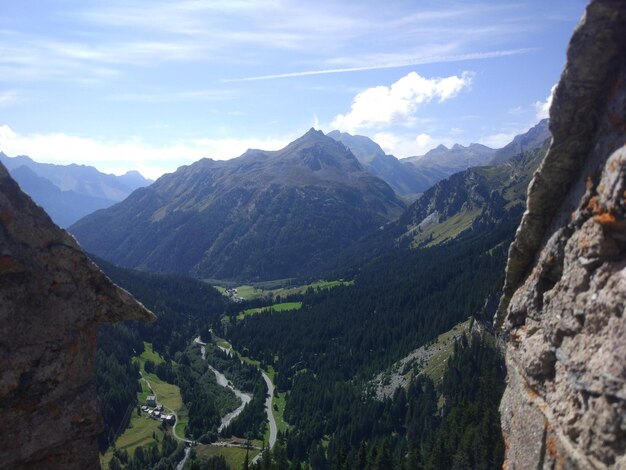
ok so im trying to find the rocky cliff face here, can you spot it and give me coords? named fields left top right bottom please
left=496, top=1, right=626, bottom=468
left=0, top=162, right=155, bottom=469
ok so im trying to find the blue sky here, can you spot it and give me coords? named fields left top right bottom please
left=0, top=0, right=586, bottom=179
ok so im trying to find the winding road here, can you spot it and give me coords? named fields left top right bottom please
left=261, top=371, right=277, bottom=449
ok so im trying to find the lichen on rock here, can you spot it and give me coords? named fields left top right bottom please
left=496, top=1, right=626, bottom=468
left=0, top=162, right=155, bottom=469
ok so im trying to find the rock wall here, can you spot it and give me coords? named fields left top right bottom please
left=496, top=1, right=626, bottom=468
left=0, top=162, right=155, bottom=469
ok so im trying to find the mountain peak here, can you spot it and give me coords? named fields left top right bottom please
left=304, top=127, right=325, bottom=138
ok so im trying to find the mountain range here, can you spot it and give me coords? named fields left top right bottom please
left=70, top=123, right=551, bottom=282
left=330, top=120, right=550, bottom=204
left=71, top=129, right=405, bottom=280
left=0, top=152, right=152, bottom=226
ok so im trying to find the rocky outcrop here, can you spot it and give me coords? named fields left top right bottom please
left=0, top=162, right=155, bottom=469
left=496, top=1, right=626, bottom=468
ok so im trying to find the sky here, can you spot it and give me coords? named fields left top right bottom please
left=0, top=0, right=587, bottom=179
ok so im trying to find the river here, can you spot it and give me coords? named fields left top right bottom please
left=193, top=336, right=278, bottom=466
left=195, top=338, right=252, bottom=431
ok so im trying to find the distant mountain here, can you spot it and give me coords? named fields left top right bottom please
left=71, top=129, right=405, bottom=281
left=9, top=166, right=113, bottom=227
left=328, top=130, right=432, bottom=200
left=488, top=119, right=550, bottom=165
left=0, top=152, right=152, bottom=226
left=402, top=142, right=496, bottom=189
left=0, top=153, right=152, bottom=201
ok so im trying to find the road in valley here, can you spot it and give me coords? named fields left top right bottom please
left=261, top=371, right=277, bottom=449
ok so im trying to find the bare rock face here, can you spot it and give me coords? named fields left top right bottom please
left=0, top=162, right=155, bottom=469
left=496, top=1, right=626, bottom=468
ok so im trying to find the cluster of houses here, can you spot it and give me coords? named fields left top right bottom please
left=141, top=395, right=175, bottom=424
left=225, top=288, right=244, bottom=303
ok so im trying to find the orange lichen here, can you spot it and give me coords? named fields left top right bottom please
left=587, top=196, right=603, bottom=213
left=527, top=387, right=539, bottom=402
left=595, top=212, right=618, bottom=226
left=546, top=435, right=558, bottom=458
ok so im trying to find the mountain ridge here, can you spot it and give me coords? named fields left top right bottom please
left=71, top=129, right=405, bottom=281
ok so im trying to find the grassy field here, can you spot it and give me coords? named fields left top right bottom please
left=101, top=411, right=166, bottom=468
left=237, top=301, right=302, bottom=320
left=195, top=445, right=260, bottom=468
left=234, top=284, right=266, bottom=300
left=270, top=280, right=353, bottom=298
left=212, top=279, right=353, bottom=302
left=100, top=343, right=187, bottom=469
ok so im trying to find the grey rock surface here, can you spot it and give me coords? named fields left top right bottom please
left=0, top=161, right=155, bottom=469
left=497, top=1, right=626, bottom=468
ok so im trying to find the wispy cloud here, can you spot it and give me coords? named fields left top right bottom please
left=109, top=89, right=237, bottom=103
left=223, top=49, right=535, bottom=82
left=0, top=0, right=538, bottom=86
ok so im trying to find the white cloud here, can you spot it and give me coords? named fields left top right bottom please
left=415, top=133, right=433, bottom=149
left=0, top=125, right=288, bottom=180
left=331, top=71, right=473, bottom=132
left=535, top=84, right=557, bottom=120
left=373, top=131, right=444, bottom=158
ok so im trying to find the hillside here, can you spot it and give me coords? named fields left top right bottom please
left=71, top=129, right=405, bottom=281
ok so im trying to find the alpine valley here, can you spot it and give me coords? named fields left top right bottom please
left=3, top=3, right=625, bottom=469
left=15, top=120, right=550, bottom=470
